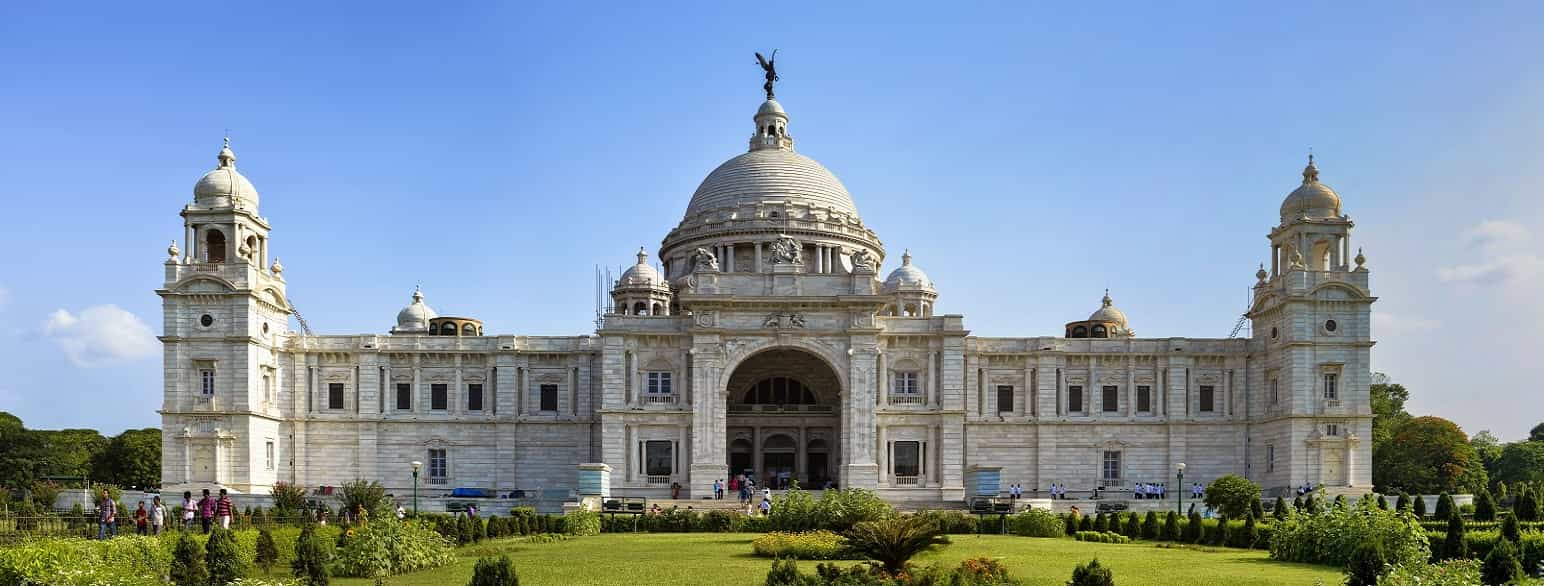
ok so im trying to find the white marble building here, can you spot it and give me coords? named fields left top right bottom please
left=158, top=92, right=1375, bottom=503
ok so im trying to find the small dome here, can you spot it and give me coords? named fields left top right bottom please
left=393, top=286, right=437, bottom=333
left=618, top=247, right=662, bottom=286
left=883, top=250, right=935, bottom=293
left=1088, top=290, right=1129, bottom=327
left=1280, top=155, right=1341, bottom=223
left=757, top=99, right=786, bottom=117
left=193, top=138, right=260, bottom=209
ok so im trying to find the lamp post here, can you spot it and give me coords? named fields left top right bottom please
left=410, top=461, right=422, bottom=516
left=1176, top=462, right=1187, bottom=516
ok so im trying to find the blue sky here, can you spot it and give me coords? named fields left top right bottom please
left=1, top=2, right=1541, bottom=440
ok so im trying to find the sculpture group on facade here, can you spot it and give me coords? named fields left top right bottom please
left=769, top=234, right=802, bottom=264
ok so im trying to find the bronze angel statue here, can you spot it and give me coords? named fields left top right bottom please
left=756, top=50, right=778, bottom=99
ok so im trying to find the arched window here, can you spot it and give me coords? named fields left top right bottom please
left=1091, top=325, right=1108, bottom=338
left=741, top=377, right=817, bottom=405
left=633, top=301, right=648, bottom=316
left=439, top=323, right=456, bottom=336
left=1070, top=325, right=1088, bottom=338
left=205, top=229, right=227, bottom=263
left=461, top=323, right=476, bottom=336
left=652, top=303, right=663, bottom=316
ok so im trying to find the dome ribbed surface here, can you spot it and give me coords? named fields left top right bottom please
left=684, top=149, right=859, bottom=219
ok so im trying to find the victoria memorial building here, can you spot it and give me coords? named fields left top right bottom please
left=157, top=80, right=1376, bottom=504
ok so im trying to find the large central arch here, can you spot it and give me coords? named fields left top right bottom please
left=724, top=347, right=843, bottom=490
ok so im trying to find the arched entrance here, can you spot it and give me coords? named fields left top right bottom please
left=725, top=347, right=842, bottom=490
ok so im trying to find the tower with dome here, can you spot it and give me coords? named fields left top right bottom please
left=157, top=73, right=1375, bottom=508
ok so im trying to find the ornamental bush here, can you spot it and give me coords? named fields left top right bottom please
left=1269, top=500, right=1430, bottom=569
left=1434, top=493, right=1454, bottom=521
left=290, top=525, right=331, bottom=586
left=1474, top=489, right=1497, bottom=522
left=1379, top=559, right=1483, bottom=586
left=1162, top=511, right=1179, bottom=542
left=206, top=527, right=248, bottom=586
left=751, top=531, right=850, bottom=560
left=170, top=532, right=208, bottom=586
left=1074, top=531, right=1131, bottom=544
left=1007, top=508, right=1063, bottom=538
left=1343, top=538, right=1389, bottom=586
left=1501, top=512, right=1522, bottom=543
left=1123, top=512, right=1140, bottom=538
left=469, top=555, right=519, bottom=586
left=1069, top=558, right=1115, bottom=586
left=1185, top=512, right=1203, bottom=543
left=256, top=528, right=280, bottom=574
left=564, top=509, right=601, bottom=536
left=1141, top=511, right=1158, bottom=540
left=1204, top=475, right=1262, bottom=520
left=1481, top=538, right=1522, bottom=586
left=1414, top=494, right=1428, bottom=518
left=331, top=517, right=454, bottom=578
left=1441, top=514, right=1466, bottom=560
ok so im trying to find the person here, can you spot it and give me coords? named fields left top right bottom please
left=1193, top=483, right=1203, bottom=500
left=216, top=489, right=234, bottom=530
left=713, top=479, right=723, bottom=500
left=96, top=489, right=117, bottom=540
left=759, top=498, right=772, bottom=516
left=134, top=501, right=149, bottom=536
left=150, top=496, right=166, bottom=536
left=181, top=491, right=196, bottom=530
left=727, top=475, right=739, bottom=496
left=467, top=504, right=477, bottom=518
left=762, top=487, right=771, bottom=503
left=396, top=504, right=406, bottom=520
left=197, top=489, right=215, bottom=533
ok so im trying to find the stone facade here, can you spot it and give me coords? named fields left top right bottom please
left=159, top=96, right=1374, bottom=503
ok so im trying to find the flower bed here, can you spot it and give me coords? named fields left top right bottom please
left=751, top=530, right=851, bottom=560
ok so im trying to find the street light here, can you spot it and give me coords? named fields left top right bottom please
left=1176, top=462, right=1187, bottom=516
left=410, top=461, right=422, bottom=516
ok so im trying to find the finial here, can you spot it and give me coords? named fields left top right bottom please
left=1256, top=263, right=1268, bottom=282
left=636, top=246, right=648, bottom=265
left=217, top=135, right=236, bottom=169
left=167, top=239, right=181, bottom=261
left=902, top=249, right=912, bottom=266
left=271, top=257, right=284, bottom=275
left=1302, top=150, right=1319, bottom=184
left=1354, top=247, right=1366, bottom=269
left=412, top=284, right=424, bottom=302
left=1102, top=289, right=1113, bottom=306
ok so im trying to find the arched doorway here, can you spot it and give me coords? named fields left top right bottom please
left=725, top=347, right=842, bottom=490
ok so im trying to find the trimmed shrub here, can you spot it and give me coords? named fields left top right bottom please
left=1210, top=515, right=1229, bottom=546
left=1441, top=514, right=1465, bottom=560
left=255, top=528, right=280, bottom=574
left=1273, top=497, right=1288, bottom=522
left=1064, top=513, right=1079, bottom=536
left=1162, top=511, right=1179, bottom=542
left=1376, top=495, right=1388, bottom=510
left=171, top=532, right=208, bottom=586
left=1480, top=538, right=1522, bottom=586
left=1079, top=515, right=1094, bottom=532
left=1074, top=531, right=1131, bottom=544
left=564, top=509, right=601, bottom=536
left=1007, top=508, right=1064, bottom=538
left=205, top=527, right=248, bottom=586
left=1123, top=512, right=1140, bottom=538
left=1069, top=558, right=1115, bottom=586
left=1250, top=498, right=1265, bottom=521
left=1141, top=511, right=1159, bottom=540
left=1474, top=489, right=1497, bottom=522
left=751, top=531, right=850, bottom=560
left=1434, top=493, right=1454, bottom=522
left=1396, top=492, right=1411, bottom=512
left=1379, top=559, right=1482, bottom=586
left=469, top=555, right=520, bottom=586
left=1185, top=512, right=1203, bottom=543
left=1414, top=494, right=1427, bottom=518
left=332, top=517, right=454, bottom=578
left=764, top=558, right=804, bottom=586
left=1344, top=538, right=1389, bottom=586
left=1269, top=501, right=1430, bottom=569
left=291, top=525, right=331, bottom=586
left=1239, top=514, right=1260, bottom=549
left=1092, top=512, right=1107, bottom=533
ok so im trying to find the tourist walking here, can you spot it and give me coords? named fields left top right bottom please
left=96, top=489, right=117, bottom=540
left=197, top=489, right=215, bottom=533
left=714, top=479, right=724, bottom=500
left=134, top=501, right=149, bottom=536
left=150, top=496, right=166, bottom=536
left=181, top=491, right=196, bottom=530
left=216, top=489, right=234, bottom=529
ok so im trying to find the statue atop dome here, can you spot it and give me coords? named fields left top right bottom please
left=755, top=50, right=779, bottom=99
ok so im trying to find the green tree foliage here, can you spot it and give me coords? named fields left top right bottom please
left=1249, top=497, right=1265, bottom=520
left=256, top=528, right=280, bottom=574
left=1395, top=492, right=1410, bottom=512
left=1481, top=539, right=1522, bottom=586
left=1442, top=514, right=1466, bottom=560
left=94, top=428, right=161, bottom=489
left=1203, top=474, right=1262, bottom=519
left=764, top=558, right=803, bottom=586
left=1273, top=496, right=1288, bottom=521
left=470, top=555, right=520, bottom=586
left=1494, top=441, right=1544, bottom=486
left=1162, top=511, right=1179, bottom=541
left=270, top=482, right=307, bottom=518
left=339, top=478, right=389, bottom=519
left=1500, top=512, right=1521, bottom=543
left=842, top=515, right=950, bottom=575
left=1344, top=539, right=1389, bottom=586
left=1517, top=485, right=1542, bottom=522
left=1374, top=416, right=1488, bottom=494
left=0, top=413, right=44, bottom=490
left=1470, top=430, right=1505, bottom=478
left=1242, top=514, right=1260, bottom=549
left=1376, top=494, right=1388, bottom=510
left=1369, top=373, right=1411, bottom=445
left=1093, top=512, right=1107, bottom=533
left=205, top=527, right=247, bottom=585
left=292, top=525, right=332, bottom=586
left=1474, top=489, right=1497, bottom=522
left=170, top=531, right=208, bottom=586
left=1185, top=512, right=1203, bottom=543
left=1141, top=511, right=1159, bottom=540
left=40, top=428, right=110, bottom=481
left=1210, top=515, right=1229, bottom=546
left=1413, top=494, right=1427, bottom=518
left=1434, top=493, right=1454, bottom=521
left=1068, top=558, right=1115, bottom=586
left=1531, top=422, right=1544, bottom=443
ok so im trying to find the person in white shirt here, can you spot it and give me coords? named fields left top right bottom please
left=149, top=496, right=166, bottom=536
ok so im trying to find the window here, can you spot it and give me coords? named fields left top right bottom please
left=647, top=372, right=673, bottom=395
left=204, top=229, right=226, bottom=263
left=894, top=372, right=919, bottom=395
left=1266, top=444, right=1276, bottom=473
left=200, top=314, right=215, bottom=327
left=1070, top=325, right=1088, bottom=338
left=201, top=369, right=216, bottom=396
left=328, top=383, right=344, bottom=410
left=996, top=385, right=1013, bottom=413
left=1091, top=325, right=1108, bottom=338
left=743, top=377, right=817, bottom=405
left=1102, top=451, right=1122, bottom=482
left=1326, top=423, right=1340, bottom=437
left=1137, top=385, right=1152, bottom=413
left=438, top=323, right=456, bottom=336
left=1102, top=386, right=1119, bottom=412
left=892, top=441, right=921, bottom=477
left=644, top=441, right=673, bottom=476
left=265, top=441, right=275, bottom=470
left=1199, top=385, right=1215, bottom=412
left=461, top=323, right=476, bottom=336
left=467, top=383, right=483, bottom=411
left=396, top=383, right=411, bottom=411
left=1270, top=378, right=1279, bottom=406
left=427, top=449, right=447, bottom=484
left=1324, top=319, right=1337, bottom=332
left=262, top=372, right=274, bottom=405
left=1323, top=374, right=1338, bottom=400
left=1069, top=385, right=1084, bottom=413
left=431, top=384, right=448, bottom=410
left=540, top=384, right=559, bottom=412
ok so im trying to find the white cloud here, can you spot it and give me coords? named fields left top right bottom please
left=1438, top=219, right=1544, bottom=285
left=1371, top=311, right=1440, bottom=338
left=42, top=305, right=157, bottom=367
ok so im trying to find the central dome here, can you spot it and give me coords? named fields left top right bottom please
left=683, top=149, right=859, bottom=220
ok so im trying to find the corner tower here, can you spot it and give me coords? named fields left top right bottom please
left=1247, top=155, right=1375, bottom=494
left=159, top=139, right=291, bottom=493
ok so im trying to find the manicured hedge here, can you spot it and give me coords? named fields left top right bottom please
left=750, top=531, right=850, bottom=559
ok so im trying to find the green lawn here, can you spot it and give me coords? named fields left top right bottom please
left=329, top=533, right=1343, bottom=585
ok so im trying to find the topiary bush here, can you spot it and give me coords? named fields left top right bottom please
left=1474, top=489, right=1497, bottom=522
left=255, top=527, right=280, bottom=574
left=564, top=509, right=601, bottom=536
left=1185, top=512, right=1203, bottom=543
left=1069, top=558, right=1114, bottom=586
left=291, top=525, right=331, bottom=586
left=170, top=532, right=208, bottom=586
left=205, top=527, right=247, bottom=586
left=1162, top=511, right=1179, bottom=542
left=1074, top=531, right=1131, bottom=544
left=1343, top=538, right=1389, bottom=586
left=1440, top=514, right=1466, bottom=560
left=1481, top=538, right=1522, bottom=586
left=1434, top=493, right=1454, bottom=522
left=764, top=558, right=805, bottom=586
left=1007, top=508, right=1063, bottom=538
left=469, top=555, right=520, bottom=586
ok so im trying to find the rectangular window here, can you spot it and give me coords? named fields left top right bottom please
left=1323, top=374, right=1338, bottom=400
left=201, top=369, right=216, bottom=396
left=644, top=441, right=673, bottom=476
left=540, top=384, right=559, bottom=412
left=1068, top=385, right=1083, bottom=413
left=1266, top=444, right=1276, bottom=473
left=467, top=383, right=483, bottom=411
left=892, top=441, right=921, bottom=477
left=996, top=385, right=1014, bottom=413
left=431, top=384, right=448, bottom=410
left=265, top=441, right=275, bottom=471
left=894, top=372, right=919, bottom=395
left=1102, top=450, right=1122, bottom=482
left=647, top=372, right=672, bottom=395
left=328, top=383, right=344, bottom=410
left=1270, top=378, right=1279, bottom=405
left=396, top=383, right=412, bottom=411
left=1137, top=385, right=1152, bottom=413
left=1326, top=423, right=1340, bottom=437
left=1102, top=386, right=1119, bottom=412
left=262, top=373, right=274, bottom=405
left=1199, top=385, right=1215, bottom=412
left=427, top=449, right=447, bottom=484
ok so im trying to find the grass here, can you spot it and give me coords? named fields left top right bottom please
left=328, top=533, right=1344, bottom=585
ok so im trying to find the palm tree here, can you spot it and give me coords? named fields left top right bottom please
left=843, top=515, right=951, bottom=575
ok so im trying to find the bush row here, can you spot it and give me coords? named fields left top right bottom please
left=1074, top=531, right=1131, bottom=544
left=1423, top=529, right=1544, bottom=570
left=751, top=531, right=852, bottom=560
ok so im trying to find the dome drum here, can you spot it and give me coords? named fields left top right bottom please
left=428, top=316, right=483, bottom=337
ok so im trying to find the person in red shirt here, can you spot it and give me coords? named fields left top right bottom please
left=216, top=488, right=234, bottom=530
left=134, top=502, right=148, bottom=536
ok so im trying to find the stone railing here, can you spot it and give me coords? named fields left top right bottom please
left=887, top=395, right=925, bottom=406
left=643, top=394, right=677, bottom=405
left=892, top=475, right=920, bottom=486
left=646, top=475, right=672, bottom=486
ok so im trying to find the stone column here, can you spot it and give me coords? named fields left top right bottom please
left=454, top=355, right=464, bottom=414
left=522, top=366, right=532, bottom=415
left=1127, top=358, right=1136, bottom=417
left=567, top=366, right=576, bottom=416
left=727, top=244, right=735, bottom=272
left=876, top=352, right=887, bottom=406
left=796, top=426, right=805, bottom=483
left=677, top=424, right=688, bottom=483
left=754, top=242, right=763, bottom=273
left=877, top=424, right=889, bottom=486
left=1020, top=358, right=1031, bottom=417
left=185, top=224, right=195, bottom=262
left=688, top=340, right=726, bottom=497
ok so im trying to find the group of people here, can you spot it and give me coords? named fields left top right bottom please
left=96, top=487, right=234, bottom=540
left=1294, top=482, right=1319, bottom=496
left=177, top=488, right=235, bottom=533
left=1132, top=482, right=1167, bottom=499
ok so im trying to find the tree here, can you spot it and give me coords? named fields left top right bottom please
left=469, top=555, right=520, bottom=586
left=1442, top=514, right=1466, bottom=560
left=1185, top=511, right=1203, bottom=543
left=1069, top=558, right=1115, bottom=586
left=1517, top=485, right=1541, bottom=522
left=1242, top=514, right=1260, bottom=548
left=1500, top=512, right=1521, bottom=543
left=1470, top=430, right=1505, bottom=478
left=169, top=532, right=208, bottom=586
left=1373, top=416, right=1488, bottom=494
left=95, top=428, right=161, bottom=489
left=1435, top=493, right=1454, bottom=521
left=1376, top=494, right=1388, bottom=510
left=1249, top=497, right=1265, bottom=521
left=1210, top=515, right=1229, bottom=546
left=1481, top=539, right=1522, bottom=586
left=1344, top=539, right=1389, bottom=586
left=0, top=412, right=44, bottom=490
left=1123, top=512, right=1140, bottom=538
left=843, top=516, right=950, bottom=575
left=1531, top=421, right=1544, bottom=443
left=339, top=478, right=388, bottom=519
left=1162, top=511, right=1179, bottom=541
left=1395, top=492, right=1410, bottom=512
left=292, top=525, right=331, bottom=586
left=1413, top=494, right=1427, bottom=518
left=1494, top=441, right=1544, bottom=486
left=1474, top=488, right=1497, bottom=522
left=38, top=428, right=110, bottom=481
left=1203, top=474, right=1262, bottom=519
left=1369, top=373, right=1411, bottom=448
left=256, top=528, right=280, bottom=574
left=205, top=527, right=247, bottom=585
left=1273, top=496, right=1288, bottom=521
left=1142, top=511, right=1159, bottom=540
